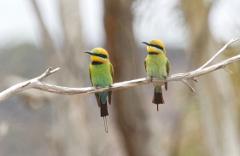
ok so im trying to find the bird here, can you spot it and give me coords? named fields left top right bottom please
left=84, top=48, right=113, bottom=132
left=142, top=40, right=170, bottom=111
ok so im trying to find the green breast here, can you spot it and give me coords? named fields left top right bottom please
left=146, top=54, right=168, bottom=79
left=90, top=63, right=113, bottom=87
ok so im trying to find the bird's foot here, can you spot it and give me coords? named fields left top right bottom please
left=148, top=76, right=153, bottom=82
left=95, top=86, right=101, bottom=89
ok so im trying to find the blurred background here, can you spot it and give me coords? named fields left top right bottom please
left=0, top=0, right=240, bottom=156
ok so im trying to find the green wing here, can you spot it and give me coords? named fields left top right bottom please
left=110, top=63, right=114, bottom=78
left=89, top=66, right=101, bottom=107
left=144, top=59, right=146, bottom=71
left=166, top=60, right=170, bottom=76
left=89, top=66, right=93, bottom=86
left=108, top=63, right=114, bottom=104
left=165, top=60, right=170, bottom=90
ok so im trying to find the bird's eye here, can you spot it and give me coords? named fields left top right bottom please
left=95, top=53, right=108, bottom=58
left=149, top=44, right=164, bottom=51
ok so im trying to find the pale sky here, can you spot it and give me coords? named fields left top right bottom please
left=0, top=0, right=239, bottom=48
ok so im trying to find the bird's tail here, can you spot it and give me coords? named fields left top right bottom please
left=101, top=102, right=109, bottom=133
left=99, top=92, right=109, bottom=116
left=100, top=102, right=109, bottom=117
left=99, top=92, right=109, bottom=133
left=152, top=86, right=164, bottom=111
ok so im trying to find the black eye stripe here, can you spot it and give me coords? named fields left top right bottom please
left=93, top=53, right=108, bottom=58
left=148, top=52, right=159, bottom=55
left=92, top=61, right=103, bottom=65
left=148, top=44, right=164, bottom=51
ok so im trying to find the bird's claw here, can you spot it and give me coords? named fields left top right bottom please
left=148, top=76, right=153, bottom=82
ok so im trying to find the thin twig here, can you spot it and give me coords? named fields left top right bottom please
left=197, top=38, right=240, bottom=70
left=181, top=79, right=196, bottom=93
left=37, top=67, right=61, bottom=80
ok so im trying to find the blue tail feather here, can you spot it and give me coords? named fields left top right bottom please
left=99, top=92, right=108, bottom=104
left=97, top=92, right=109, bottom=117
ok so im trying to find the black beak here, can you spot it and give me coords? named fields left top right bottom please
left=142, top=41, right=150, bottom=46
left=84, top=51, right=93, bottom=55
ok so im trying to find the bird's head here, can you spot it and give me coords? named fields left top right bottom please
left=84, top=48, right=110, bottom=63
left=142, top=39, right=166, bottom=54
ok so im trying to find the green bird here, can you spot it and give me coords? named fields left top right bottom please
left=142, top=40, right=170, bottom=111
left=85, top=48, right=113, bottom=132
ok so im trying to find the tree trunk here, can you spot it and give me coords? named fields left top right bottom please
left=104, top=0, right=155, bottom=156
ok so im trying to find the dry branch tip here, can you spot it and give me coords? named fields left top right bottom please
left=181, top=79, right=196, bottom=93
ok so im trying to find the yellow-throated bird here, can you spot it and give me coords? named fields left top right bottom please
left=85, top=48, right=113, bottom=132
left=142, top=40, right=170, bottom=111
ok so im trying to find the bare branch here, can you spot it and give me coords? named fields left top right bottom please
left=37, top=67, right=61, bottom=80
left=197, top=38, right=240, bottom=70
left=0, top=68, right=60, bottom=102
left=0, top=38, right=240, bottom=103
left=181, top=79, right=196, bottom=93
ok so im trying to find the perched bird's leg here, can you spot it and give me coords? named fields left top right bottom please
left=146, top=76, right=153, bottom=82
left=150, top=76, right=153, bottom=82
left=163, top=76, right=168, bottom=90
left=95, top=85, right=101, bottom=89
